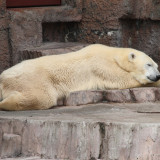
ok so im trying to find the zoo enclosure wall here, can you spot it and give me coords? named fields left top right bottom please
left=0, top=0, right=160, bottom=73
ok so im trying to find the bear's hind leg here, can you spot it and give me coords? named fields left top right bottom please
left=0, top=91, right=38, bottom=111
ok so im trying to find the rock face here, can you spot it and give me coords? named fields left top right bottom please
left=1, top=0, right=160, bottom=71
left=76, top=0, right=160, bottom=68
left=1, top=103, right=160, bottom=159
left=63, top=87, right=160, bottom=106
left=64, top=90, right=104, bottom=106
left=7, top=2, right=83, bottom=65
left=1, top=133, right=21, bottom=158
left=18, top=42, right=88, bottom=62
left=0, top=0, right=11, bottom=73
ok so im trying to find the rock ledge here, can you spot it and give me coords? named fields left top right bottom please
left=62, top=87, right=160, bottom=106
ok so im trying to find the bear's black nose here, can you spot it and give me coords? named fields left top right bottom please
left=156, top=75, right=160, bottom=81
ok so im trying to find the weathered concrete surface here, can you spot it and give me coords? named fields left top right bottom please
left=2, top=158, right=51, bottom=160
left=1, top=0, right=160, bottom=69
left=7, top=3, right=82, bottom=65
left=35, top=0, right=160, bottom=68
left=121, top=19, right=160, bottom=70
left=1, top=103, right=160, bottom=159
left=1, top=0, right=160, bottom=71
left=63, top=87, right=160, bottom=106
left=76, top=0, right=160, bottom=67
left=0, top=0, right=10, bottom=73
left=0, top=28, right=10, bottom=73
left=18, top=42, right=88, bottom=62
left=1, top=133, right=21, bottom=158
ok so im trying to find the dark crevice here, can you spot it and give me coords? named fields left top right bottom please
left=42, top=22, right=79, bottom=43
left=98, top=122, right=106, bottom=159
left=129, top=89, right=136, bottom=102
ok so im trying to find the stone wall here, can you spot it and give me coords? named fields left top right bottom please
left=76, top=0, right=160, bottom=66
left=7, top=0, right=82, bottom=64
left=0, top=0, right=10, bottom=73
left=1, top=0, right=160, bottom=71
left=41, top=0, right=160, bottom=67
left=1, top=102, right=160, bottom=159
left=77, top=0, right=125, bottom=45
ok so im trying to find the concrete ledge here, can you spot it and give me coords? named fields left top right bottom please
left=62, top=87, right=160, bottom=107
left=18, top=42, right=88, bottom=62
left=2, top=157, right=50, bottom=160
left=1, top=103, right=160, bottom=159
left=8, top=6, right=82, bottom=23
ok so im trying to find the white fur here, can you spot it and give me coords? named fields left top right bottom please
left=0, top=44, right=159, bottom=110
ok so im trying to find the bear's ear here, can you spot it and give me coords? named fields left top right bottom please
left=128, top=52, right=136, bottom=62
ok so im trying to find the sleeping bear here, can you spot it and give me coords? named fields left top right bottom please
left=0, top=44, right=159, bottom=110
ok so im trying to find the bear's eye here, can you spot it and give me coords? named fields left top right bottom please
left=147, top=64, right=152, bottom=67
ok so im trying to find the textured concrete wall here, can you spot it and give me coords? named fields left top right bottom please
left=1, top=103, right=160, bottom=159
left=0, top=0, right=10, bottom=73
left=41, top=0, right=160, bottom=66
left=77, top=0, right=125, bottom=45
left=77, top=0, right=160, bottom=66
left=1, top=0, right=160, bottom=69
left=7, top=1, right=82, bottom=64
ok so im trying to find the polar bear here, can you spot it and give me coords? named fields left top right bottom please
left=0, top=44, right=159, bottom=111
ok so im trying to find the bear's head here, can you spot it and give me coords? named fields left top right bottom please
left=114, top=48, right=160, bottom=85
